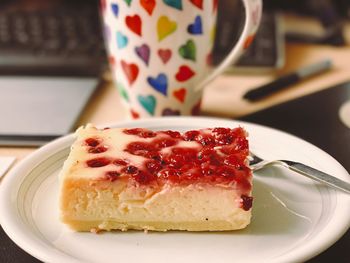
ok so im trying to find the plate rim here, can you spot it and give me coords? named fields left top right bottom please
left=1, top=116, right=349, bottom=263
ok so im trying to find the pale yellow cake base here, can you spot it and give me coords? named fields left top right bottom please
left=62, top=219, right=249, bottom=232
left=60, top=178, right=251, bottom=232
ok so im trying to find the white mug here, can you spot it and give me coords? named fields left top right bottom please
left=101, top=0, right=262, bottom=118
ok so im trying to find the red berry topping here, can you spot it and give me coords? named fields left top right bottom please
left=168, top=154, right=185, bottom=168
left=161, top=130, right=181, bottom=138
left=133, top=171, right=156, bottom=184
left=123, top=128, right=143, bottom=136
left=88, top=145, right=108, bottom=154
left=105, top=171, right=120, bottom=181
left=140, top=130, right=157, bottom=138
left=183, top=130, right=200, bottom=141
left=87, top=157, right=111, bottom=168
left=125, top=142, right=156, bottom=157
left=235, top=137, right=249, bottom=151
left=215, top=133, right=234, bottom=145
left=217, top=166, right=235, bottom=178
left=124, top=165, right=138, bottom=174
left=223, top=155, right=241, bottom=168
left=241, top=195, right=253, bottom=211
left=148, top=152, right=163, bottom=162
left=158, top=168, right=180, bottom=183
left=197, top=147, right=215, bottom=162
left=153, top=138, right=177, bottom=149
left=171, top=147, right=198, bottom=161
left=112, top=127, right=252, bottom=191
left=145, top=160, right=162, bottom=174
left=113, top=159, right=128, bottom=166
left=195, top=134, right=215, bottom=146
left=123, top=128, right=156, bottom=138
left=85, top=137, right=100, bottom=147
left=201, top=163, right=215, bottom=176
left=182, top=169, right=201, bottom=181
left=213, top=127, right=231, bottom=134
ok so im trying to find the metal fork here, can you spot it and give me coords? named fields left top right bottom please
left=249, top=152, right=350, bottom=194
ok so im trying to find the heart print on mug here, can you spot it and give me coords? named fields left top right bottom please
left=101, top=0, right=262, bottom=118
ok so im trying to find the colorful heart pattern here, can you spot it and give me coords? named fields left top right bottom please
left=140, top=0, right=156, bottom=15
left=188, top=16, right=202, bottom=35
left=179, top=40, right=196, bottom=61
left=116, top=31, right=128, bottom=49
left=147, top=73, right=168, bottom=95
left=125, top=15, right=142, bottom=36
left=176, top=65, right=195, bottom=82
left=111, top=3, right=119, bottom=17
left=138, top=95, right=156, bottom=115
left=106, top=2, right=210, bottom=116
left=213, top=0, right=218, bottom=13
left=104, top=0, right=261, bottom=116
left=100, top=0, right=107, bottom=13
left=135, top=44, right=150, bottom=65
left=189, top=0, right=203, bottom=10
left=163, top=0, right=182, bottom=10
left=173, top=88, right=186, bottom=103
left=157, top=16, right=177, bottom=41
left=130, top=108, right=140, bottom=119
left=124, top=0, right=132, bottom=7
left=117, top=82, right=129, bottom=101
left=121, top=60, right=139, bottom=85
left=162, top=108, right=180, bottom=116
left=158, top=49, right=172, bottom=64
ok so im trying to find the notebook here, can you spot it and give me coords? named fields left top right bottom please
left=0, top=76, right=98, bottom=146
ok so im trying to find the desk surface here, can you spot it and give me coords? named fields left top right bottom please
left=1, top=20, right=350, bottom=263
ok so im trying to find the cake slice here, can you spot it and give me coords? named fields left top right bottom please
left=59, top=125, right=253, bottom=232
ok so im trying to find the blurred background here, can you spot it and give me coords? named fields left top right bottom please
left=1, top=0, right=349, bottom=157
left=0, top=0, right=349, bottom=262
left=0, top=0, right=348, bottom=76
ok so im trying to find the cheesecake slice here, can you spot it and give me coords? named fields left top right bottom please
left=59, top=125, right=253, bottom=232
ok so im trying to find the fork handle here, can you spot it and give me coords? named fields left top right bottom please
left=282, top=160, right=350, bottom=194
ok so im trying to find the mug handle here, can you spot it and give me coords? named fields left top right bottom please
left=195, top=0, right=263, bottom=91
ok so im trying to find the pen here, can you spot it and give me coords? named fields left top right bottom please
left=243, top=60, right=333, bottom=101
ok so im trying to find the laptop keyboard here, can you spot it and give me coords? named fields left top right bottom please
left=0, top=7, right=107, bottom=76
left=212, top=2, right=283, bottom=70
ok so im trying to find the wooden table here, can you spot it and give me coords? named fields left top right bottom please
left=1, top=21, right=350, bottom=263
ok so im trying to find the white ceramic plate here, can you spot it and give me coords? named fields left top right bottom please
left=1, top=117, right=349, bottom=263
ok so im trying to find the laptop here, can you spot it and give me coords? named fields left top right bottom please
left=0, top=0, right=106, bottom=146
